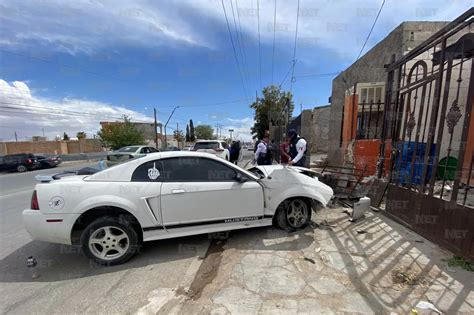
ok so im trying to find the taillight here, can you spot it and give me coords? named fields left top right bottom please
left=27, top=158, right=32, bottom=163
left=214, top=148, right=224, bottom=152
left=31, top=190, right=39, bottom=210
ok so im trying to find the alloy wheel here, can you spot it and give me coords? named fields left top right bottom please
left=286, top=199, right=308, bottom=228
left=88, top=226, right=130, bottom=261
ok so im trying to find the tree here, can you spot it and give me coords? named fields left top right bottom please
left=185, top=124, right=190, bottom=142
left=76, top=131, right=86, bottom=139
left=63, top=132, right=70, bottom=141
left=250, top=85, right=294, bottom=139
left=194, top=125, right=216, bottom=140
left=97, top=115, right=146, bottom=150
left=189, top=119, right=195, bottom=142
left=174, top=129, right=185, bottom=143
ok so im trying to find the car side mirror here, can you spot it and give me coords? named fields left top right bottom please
left=235, top=173, right=248, bottom=183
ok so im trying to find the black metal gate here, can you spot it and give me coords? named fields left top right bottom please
left=379, top=9, right=474, bottom=261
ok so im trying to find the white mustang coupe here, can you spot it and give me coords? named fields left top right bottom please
left=23, top=152, right=333, bottom=265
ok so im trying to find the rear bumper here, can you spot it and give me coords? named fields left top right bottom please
left=22, top=210, right=81, bottom=245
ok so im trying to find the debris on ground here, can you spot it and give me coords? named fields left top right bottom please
left=414, top=301, right=443, bottom=314
left=356, top=229, right=367, bottom=234
left=303, top=257, right=316, bottom=264
left=392, top=268, right=424, bottom=287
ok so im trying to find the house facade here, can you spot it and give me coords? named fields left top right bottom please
left=327, top=21, right=450, bottom=173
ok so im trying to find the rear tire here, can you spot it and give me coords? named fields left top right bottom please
left=17, top=165, right=27, bottom=172
left=81, top=216, right=139, bottom=266
left=275, top=198, right=311, bottom=232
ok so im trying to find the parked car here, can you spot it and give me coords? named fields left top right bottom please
left=105, top=145, right=159, bottom=167
left=23, top=152, right=333, bottom=265
left=193, top=140, right=230, bottom=160
left=0, top=153, right=41, bottom=172
left=35, top=154, right=62, bottom=168
left=184, top=145, right=194, bottom=151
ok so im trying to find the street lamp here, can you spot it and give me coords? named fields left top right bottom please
left=163, top=106, right=180, bottom=148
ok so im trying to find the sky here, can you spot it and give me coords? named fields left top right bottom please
left=0, top=0, right=472, bottom=142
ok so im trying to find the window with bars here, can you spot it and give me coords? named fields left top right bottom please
left=357, top=83, right=385, bottom=139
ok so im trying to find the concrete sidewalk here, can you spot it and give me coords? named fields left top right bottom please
left=149, top=207, right=474, bottom=314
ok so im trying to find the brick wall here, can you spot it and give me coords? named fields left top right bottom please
left=0, top=139, right=103, bottom=155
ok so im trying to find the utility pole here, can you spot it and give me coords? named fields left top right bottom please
left=42, top=128, right=45, bottom=137
left=229, top=129, right=234, bottom=140
left=164, top=106, right=180, bottom=148
left=154, top=108, right=158, bottom=149
left=14, top=131, right=18, bottom=142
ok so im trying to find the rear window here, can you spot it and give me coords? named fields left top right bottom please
left=194, top=142, right=219, bottom=150
left=117, top=146, right=139, bottom=152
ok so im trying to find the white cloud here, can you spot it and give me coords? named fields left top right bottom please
left=1, top=0, right=470, bottom=59
left=0, top=80, right=153, bottom=141
left=0, top=0, right=213, bottom=54
left=223, top=117, right=254, bottom=141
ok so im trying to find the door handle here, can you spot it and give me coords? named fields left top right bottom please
left=172, top=189, right=186, bottom=194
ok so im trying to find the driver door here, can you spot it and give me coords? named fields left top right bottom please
left=159, top=156, right=264, bottom=228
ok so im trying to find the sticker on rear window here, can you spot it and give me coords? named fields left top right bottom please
left=148, top=162, right=160, bottom=180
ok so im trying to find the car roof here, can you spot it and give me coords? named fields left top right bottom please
left=86, top=151, right=258, bottom=181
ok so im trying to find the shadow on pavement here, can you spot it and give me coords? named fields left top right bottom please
left=0, top=225, right=312, bottom=284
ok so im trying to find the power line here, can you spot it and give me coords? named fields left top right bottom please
left=293, top=71, right=342, bottom=79
left=271, top=0, right=277, bottom=85
left=356, top=0, right=386, bottom=60
left=279, top=61, right=294, bottom=87
left=289, top=0, right=300, bottom=92
left=221, top=0, right=250, bottom=102
left=257, top=0, right=262, bottom=91
left=233, top=0, right=252, bottom=96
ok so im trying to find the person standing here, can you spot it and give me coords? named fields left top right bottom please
left=287, top=129, right=307, bottom=167
left=280, top=140, right=290, bottom=164
left=255, top=135, right=271, bottom=165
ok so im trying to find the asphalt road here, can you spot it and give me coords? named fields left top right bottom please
left=0, top=161, right=212, bottom=314
left=0, top=154, right=254, bottom=314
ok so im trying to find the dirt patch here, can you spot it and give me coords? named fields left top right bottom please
left=177, top=240, right=225, bottom=301
left=391, top=268, right=425, bottom=287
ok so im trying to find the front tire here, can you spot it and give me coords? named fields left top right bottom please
left=81, top=216, right=139, bottom=266
left=275, top=198, right=311, bottom=232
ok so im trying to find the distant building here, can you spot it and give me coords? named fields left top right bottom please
left=31, top=136, right=47, bottom=141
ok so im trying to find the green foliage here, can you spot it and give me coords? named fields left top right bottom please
left=63, top=132, right=70, bottom=141
left=97, top=115, right=146, bottom=150
left=250, top=85, right=294, bottom=139
left=174, top=129, right=185, bottom=143
left=194, top=125, right=216, bottom=140
left=76, top=131, right=86, bottom=139
left=185, top=124, right=190, bottom=142
left=189, top=119, right=196, bottom=141
left=445, top=255, right=474, bottom=271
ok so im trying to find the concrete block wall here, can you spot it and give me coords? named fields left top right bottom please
left=0, top=139, right=103, bottom=155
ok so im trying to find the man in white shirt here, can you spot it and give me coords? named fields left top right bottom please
left=287, top=129, right=307, bottom=167
left=255, top=135, right=270, bottom=165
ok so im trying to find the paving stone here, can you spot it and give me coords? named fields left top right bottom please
left=260, top=266, right=306, bottom=296
left=212, top=286, right=262, bottom=314
left=308, top=276, right=346, bottom=294
left=260, top=299, right=298, bottom=315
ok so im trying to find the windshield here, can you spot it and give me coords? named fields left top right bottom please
left=116, top=146, right=139, bottom=152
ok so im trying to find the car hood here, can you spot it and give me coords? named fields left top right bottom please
left=256, top=165, right=334, bottom=206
